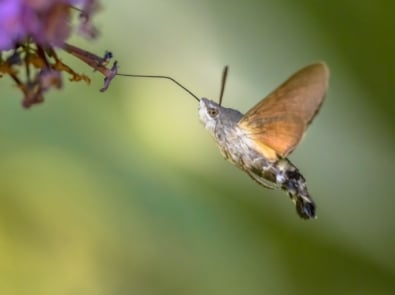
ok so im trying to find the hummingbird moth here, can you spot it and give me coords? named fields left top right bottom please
left=117, top=62, right=329, bottom=219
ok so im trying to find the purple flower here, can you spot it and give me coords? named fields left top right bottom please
left=0, top=0, right=118, bottom=108
left=0, top=0, right=25, bottom=50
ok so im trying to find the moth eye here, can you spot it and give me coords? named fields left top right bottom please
left=207, top=108, right=218, bottom=117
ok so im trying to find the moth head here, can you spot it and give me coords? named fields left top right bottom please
left=199, top=98, right=221, bottom=132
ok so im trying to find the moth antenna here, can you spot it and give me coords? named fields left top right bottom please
left=116, top=72, right=200, bottom=102
left=218, top=65, right=228, bottom=106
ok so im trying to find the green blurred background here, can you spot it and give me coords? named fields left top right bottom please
left=1, top=0, right=394, bottom=294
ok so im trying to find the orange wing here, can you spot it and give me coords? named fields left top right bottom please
left=238, top=62, right=329, bottom=158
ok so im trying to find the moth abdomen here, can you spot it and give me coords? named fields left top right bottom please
left=277, top=159, right=316, bottom=219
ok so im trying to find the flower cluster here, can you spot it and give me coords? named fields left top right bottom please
left=0, top=0, right=117, bottom=108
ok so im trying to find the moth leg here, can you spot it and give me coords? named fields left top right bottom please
left=242, top=157, right=280, bottom=189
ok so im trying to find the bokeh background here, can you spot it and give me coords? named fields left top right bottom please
left=1, top=0, right=394, bottom=294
